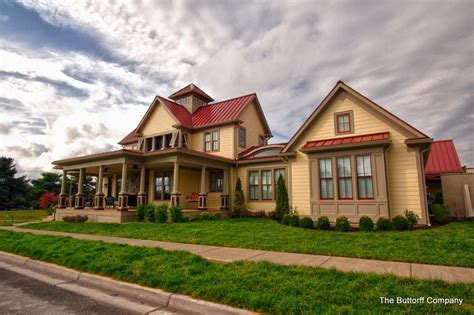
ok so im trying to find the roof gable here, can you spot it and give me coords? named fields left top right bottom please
left=134, top=97, right=179, bottom=134
left=282, top=81, right=429, bottom=153
left=168, top=83, right=214, bottom=102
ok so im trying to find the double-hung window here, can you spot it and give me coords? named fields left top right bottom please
left=249, top=171, right=259, bottom=200
left=319, top=159, right=333, bottom=199
left=204, top=130, right=219, bottom=152
left=261, top=170, right=272, bottom=200
left=155, top=172, right=171, bottom=200
left=274, top=168, right=285, bottom=183
left=337, top=157, right=352, bottom=199
left=209, top=171, right=224, bottom=192
left=239, top=127, right=246, bottom=148
left=357, top=155, right=374, bottom=199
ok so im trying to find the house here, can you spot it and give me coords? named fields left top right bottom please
left=53, top=81, right=434, bottom=224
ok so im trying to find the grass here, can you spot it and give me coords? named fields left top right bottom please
left=0, top=210, right=48, bottom=225
left=0, top=230, right=472, bottom=314
left=24, top=218, right=474, bottom=268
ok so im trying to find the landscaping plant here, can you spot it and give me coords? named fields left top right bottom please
left=288, top=214, right=300, bottom=227
left=376, top=217, right=393, bottom=231
left=404, top=210, right=419, bottom=229
left=232, top=177, right=247, bottom=218
left=62, top=215, right=88, bottom=223
left=392, top=215, right=409, bottom=231
left=282, top=214, right=290, bottom=225
left=155, top=204, right=168, bottom=223
left=136, top=204, right=146, bottom=222
left=432, top=203, right=450, bottom=224
left=358, top=216, right=374, bottom=232
left=145, top=204, right=156, bottom=222
left=299, top=217, right=314, bottom=229
left=335, top=216, right=350, bottom=232
left=317, top=216, right=330, bottom=230
left=274, top=174, right=290, bottom=220
left=38, top=192, right=59, bottom=210
left=170, top=205, right=184, bottom=223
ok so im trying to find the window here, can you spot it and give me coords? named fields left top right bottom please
left=274, top=168, right=285, bottom=183
left=357, top=156, right=374, bottom=199
left=335, top=111, right=353, bottom=134
left=155, top=172, right=171, bottom=200
left=249, top=171, right=259, bottom=200
left=155, top=135, right=163, bottom=150
left=258, top=135, right=266, bottom=146
left=210, top=171, right=224, bottom=192
left=146, top=138, right=153, bottom=151
left=239, top=127, right=246, bottom=148
left=181, top=133, right=188, bottom=148
left=205, top=130, right=219, bottom=152
left=261, top=170, right=272, bottom=200
left=337, top=157, right=352, bottom=199
left=319, top=159, right=333, bottom=199
left=164, top=133, right=173, bottom=148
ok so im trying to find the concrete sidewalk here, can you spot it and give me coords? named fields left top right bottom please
left=2, top=226, right=474, bottom=283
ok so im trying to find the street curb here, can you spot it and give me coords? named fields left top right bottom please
left=0, top=251, right=256, bottom=315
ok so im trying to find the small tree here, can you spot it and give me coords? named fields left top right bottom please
left=38, top=192, right=59, bottom=210
left=274, top=174, right=290, bottom=220
left=233, top=177, right=247, bottom=217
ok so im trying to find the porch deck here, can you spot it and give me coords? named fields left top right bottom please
left=54, top=207, right=225, bottom=223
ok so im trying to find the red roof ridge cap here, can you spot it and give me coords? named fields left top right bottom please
left=207, top=92, right=256, bottom=105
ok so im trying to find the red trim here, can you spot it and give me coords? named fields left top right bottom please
left=303, top=132, right=390, bottom=150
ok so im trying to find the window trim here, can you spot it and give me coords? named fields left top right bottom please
left=209, top=170, right=224, bottom=193
left=239, top=127, right=246, bottom=148
left=356, top=155, right=374, bottom=200
left=261, top=170, right=273, bottom=200
left=258, top=135, right=266, bottom=146
left=336, top=156, right=353, bottom=200
left=204, top=129, right=220, bottom=152
left=248, top=171, right=260, bottom=200
left=334, top=110, right=354, bottom=135
left=318, top=158, right=334, bottom=200
left=154, top=171, right=172, bottom=201
left=247, top=167, right=288, bottom=202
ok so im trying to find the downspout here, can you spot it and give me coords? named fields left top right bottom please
left=420, top=146, right=431, bottom=226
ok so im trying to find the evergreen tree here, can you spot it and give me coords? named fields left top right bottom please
left=275, top=174, right=290, bottom=219
left=0, top=157, right=32, bottom=210
left=233, top=177, right=247, bottom=217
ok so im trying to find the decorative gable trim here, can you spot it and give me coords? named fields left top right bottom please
left=282, top=81, right=430, bottom=153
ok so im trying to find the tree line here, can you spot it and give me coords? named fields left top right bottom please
left=0, top=157, right=95, bottom=210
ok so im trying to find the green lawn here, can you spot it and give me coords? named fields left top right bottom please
left=24, top=218, right=474, bottom=268
left=0, top=230, right=471, bottom=314
left=0, top=210, right=48, bottom=225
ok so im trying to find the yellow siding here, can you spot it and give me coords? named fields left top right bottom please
left=190, top=126, right=235, bottom=159
left=238, top=101, right=266, bottom=153
left=178, top=168, right=200, bottom=209
left=290, top=92, right=424, bottom=219
left=141, top=105, right=177, bottom=136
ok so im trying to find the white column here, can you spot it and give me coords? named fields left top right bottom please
left=173, top=162, right=179, bottom=193
left=120, top=163, right=127, bottom=194
left=97, top=166, right=104, bottom=195
left=77, top=168, right=85, bottom=195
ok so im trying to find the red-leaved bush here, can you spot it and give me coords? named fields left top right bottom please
left=38, top=192, right=59, bottom=209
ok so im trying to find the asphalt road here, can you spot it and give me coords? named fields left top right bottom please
left=0, top=268, right=136, bottom=315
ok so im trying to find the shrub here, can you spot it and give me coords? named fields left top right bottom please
left=358, top=216, right=374, bottom=232
left=144, top=204, right=156, bottom=222
left=38, top=192, right=59, bottom=210
left=274, top=174, right=290, bottom=220
left=248, top=210, right=266, bottom=218
left=136, top=204, right=146, bottom=222
left=404, top=210, right=419, bottom=229
left=47, top=205, right=55, bottom=216
left=155, top=204, right=168, bottom=223
left=198, top=211, right=221, bottom=220
left=233, top=178, right=248, bottom=218
left=335, top=216, right=350, bottom=232
left=300, top=217, right=314, bottom=229
left=282, top=214, right=290, bottom=225
left=170, top=205, right=184, bottom=223
left=317, top=216, right=330, bottom=230
left=63, top=215, right=88, bottom=223
left=376, top=217, right=393, bottom=231
left=432, top=203, right=450, bottom=224
left=288, top=214, right=300, bottom=227
left=392, top=215, right=409, bottom=231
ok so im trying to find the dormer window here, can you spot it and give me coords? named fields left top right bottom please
left=334, top=111, right=354, bottom=135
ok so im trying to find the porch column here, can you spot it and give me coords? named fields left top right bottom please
left=117, top=163, right=128, bottom=211
left=58, top=169, right=68, bottom=208
left=74, top=168, right=85, bottom=209
left=198, top=166, right=207, bottom=210
left=111, top=174, right=117, bottom=198
left=137, top=165, right=147, bottom=206
left=220, top=168, right=230, bottom=210
left=94, top=165, right=105, bottom=210
left=170, top=161, right=181, bottom=206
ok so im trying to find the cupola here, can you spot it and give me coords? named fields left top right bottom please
left=168, top=83, right=214, bottom=113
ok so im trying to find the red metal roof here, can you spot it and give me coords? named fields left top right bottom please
left=303, top=132, right=390, bottom=149
left=425, top=140, right=462, bottom=177
left=118, top=130, right=140, bottom=145
left=168, top=83, right=214, bottom=102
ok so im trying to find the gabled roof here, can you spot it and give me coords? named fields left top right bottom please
left=302, top=132, right=390, bottom=152
left=425, top=140, right=462, bottom=178
left=282, top=81, right=430, bottom=153
left=120, top=92, right=272, bottom=144
left=168, top=83, right=214, bottom=102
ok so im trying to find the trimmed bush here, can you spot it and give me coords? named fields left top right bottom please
left=155, top=204, right=168, bottom=223
left=432, top=203, right=450, bottom=224
left=288, top=214, right=300, bottom=227
left=376, top=217, right=393, bottom=231
left=136, top=204, right=146, bottom=222
left=275, top=175, right=290, bottom=219
left=198, top=211, right=221, bottom=220
left=404, top=210, right=419, bottom=229
left=145, top=204, right=156, bottom=222
left=300, top=217, right=314, bottom=229
left=282, top=214, right=290, bottom=225
left=358, top=216, right=374, bottom=232
left=63, top=215, right=88, bottom=223
left=233, top=178, right=248, bottom=218
left=335, top=216, right=350, bottom=232
left=317, top=216, right=330, bottom=230
left=392, top=215, right=409, bottom=231
left=170, top=205, right=184, bottom=223
left=248, top=211, right=266, bottom=218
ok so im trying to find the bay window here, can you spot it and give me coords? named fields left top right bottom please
left=337, top=157, right=352, bottom=199
left=357, top=155, right=374, bottom=199
left=319, top=158, right=333, bottom=199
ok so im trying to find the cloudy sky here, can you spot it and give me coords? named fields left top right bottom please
left=0, top=0, right=472, bottom=177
